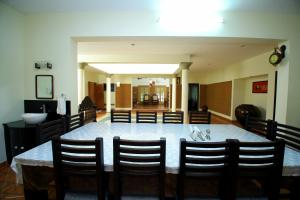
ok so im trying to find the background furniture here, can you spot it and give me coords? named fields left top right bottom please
left=111, top=110, right=131, bottom=123
left=151, top=94, right=159, bottom=105
left=36, top=118, right=66, bottom=145
left=3, top=121, right=37, bottom=164
left=189, top=111, right=211, bottom=124
left=163, top=111, right=184, bottom=124
left=66, top=113, right=84, bottom=132
left=143, top=94, right=150, bottom=105
left=235, top=104, right=261, bottom=126
left=83, top=109, right=97, bottom=124
left=24, top=100, right=71, bottom=121
left=245, top=115, right=272, bottom=138
left=113, top=136, right=166, bottom=200
left=136, top=111, right=157, bottom=123
left=3, top=100, right=71, bottom=164
left=78, top=96, right=97, bottom=113
left=52, top=137, right=105, bottom=200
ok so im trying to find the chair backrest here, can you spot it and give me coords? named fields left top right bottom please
left=273, top=122, right=300, bottom=150
left=83, top=109, right=97, bottom=124
left=52, top=137, right=104, bottom=200
left=233, top=139, right=285, bottom=199
left=178, top=139, right=235, bottom=200
left=162, top=111, right=184, bottom=124
left=66, top=113, right=84, bottom=132
left=111, top=110, right=131, bottom=123
left=36, top=118, right=66, bottom=144
left=113, top=136, right=166, bottom=199
left=136, top=111, right=157, bottom=123
left=245, top=115, right=273, bottom=138
left=189, top=111, right=211, bottom=124
left=152, top=95, right=158, bottom=101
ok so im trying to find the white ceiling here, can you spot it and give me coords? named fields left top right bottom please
left=1, top=0, right=293, bottom=73
left=78, top=37, right=281, bottom=73
left=1, top=0, right=300, bottom=14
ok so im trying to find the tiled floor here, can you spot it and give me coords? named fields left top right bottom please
left=1, top=114, right=239, bottom=200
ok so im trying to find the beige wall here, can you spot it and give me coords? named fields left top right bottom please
left=0, top=2, right=25, bottom=162
left=201, top=52, right=276, bottom=121
left=232, top=75, right=268, bottom=120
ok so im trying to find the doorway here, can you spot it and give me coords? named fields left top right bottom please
left=132, top=78, right=169, bottom=111
left=188, top=83, right=199, bottom=111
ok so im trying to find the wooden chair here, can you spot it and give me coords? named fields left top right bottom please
left=36, top=118, right=66, bottom=144
left=178, top=139, right=236, bottom=200
left=66, top=113, right=84, bottom=132
left=272, top=122, right=300, bottom=151
left=245, top=115, right=273, bottom=139
left=113, top=136, right=166, bottom=200
left=152, top=94, right=159, bottom=105
left=52, top=137, right=105, bottom=200
left=143, top=94, right=150, bottom=105
left=233, top=139, right=285, bottom=199
left=162, top=111, right=184, bottom=124
left=111, top=110, right=131, bottom=123
left=136, top=111, right=157, bottom=123
left=189, top=111, right=211, bottom=124
left=83, top=109, right=97, bottom=124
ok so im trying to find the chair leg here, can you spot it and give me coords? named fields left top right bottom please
left=177, top=175, right=184, bottom=200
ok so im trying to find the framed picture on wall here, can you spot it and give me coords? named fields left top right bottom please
left=252, top=81, right=268, bottom=93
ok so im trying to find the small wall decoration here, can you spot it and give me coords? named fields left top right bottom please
left=252, top=81, right=268, bottom=93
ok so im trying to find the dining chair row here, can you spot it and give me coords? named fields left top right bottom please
left=36, top=109, right=97, bottom=144
left=111, top=110, right=211, bottom=124
left=51, top=136, right=285, bottom=200
left=246, top=115, right=300, bottom=151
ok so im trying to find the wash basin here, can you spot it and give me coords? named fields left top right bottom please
left=22, top=113, right=47, bottom=124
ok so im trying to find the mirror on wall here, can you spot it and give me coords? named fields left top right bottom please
left=35, top=75, right=54, bottom=99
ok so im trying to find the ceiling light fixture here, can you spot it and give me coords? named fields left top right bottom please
left=159, top=0, right=224, bottom=32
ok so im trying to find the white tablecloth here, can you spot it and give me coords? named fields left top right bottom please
left=11, top=123, right=300, bottom=183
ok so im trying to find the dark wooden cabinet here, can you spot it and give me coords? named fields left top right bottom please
left=3, top=121, right=37, bottom=164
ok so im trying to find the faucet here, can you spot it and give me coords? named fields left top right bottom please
left=40, top=104, right=46, bottom=113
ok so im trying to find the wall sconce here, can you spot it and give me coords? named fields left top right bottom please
left=34, top=61, right=52, bottom=69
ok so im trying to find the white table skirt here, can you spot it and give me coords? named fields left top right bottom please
left=11, top=123, right=300, bottom=184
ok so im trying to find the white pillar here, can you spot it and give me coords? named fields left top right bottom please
left=77, top=63, right=86, bottom=104
left=106, top=75, right=111, bottom=113
left=172, top=77, right=177, bottom=112
left=180, top=62, right=192, bottom=123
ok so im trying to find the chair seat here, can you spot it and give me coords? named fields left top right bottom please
left=65, top=192, right=98, bottom=200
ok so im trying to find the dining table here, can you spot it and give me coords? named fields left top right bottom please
left=11, top=122, right=300, bottom=199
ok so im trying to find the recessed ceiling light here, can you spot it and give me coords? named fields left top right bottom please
left=89, top=63, right=179, bottom=74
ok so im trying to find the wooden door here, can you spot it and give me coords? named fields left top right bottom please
left=95, top=84, right=104, bottom=109
left=169, top=84, right=182, bottom=109
left=88, top=82, right=96, bottom=103
left=176, top=84, right=182, bottom=109
left=116, top=84, right=132, bottom=108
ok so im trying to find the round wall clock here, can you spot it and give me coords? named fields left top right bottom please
left=269, top=45, right=286, bottom=66
left=269, top=51, right=282, bottom=66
